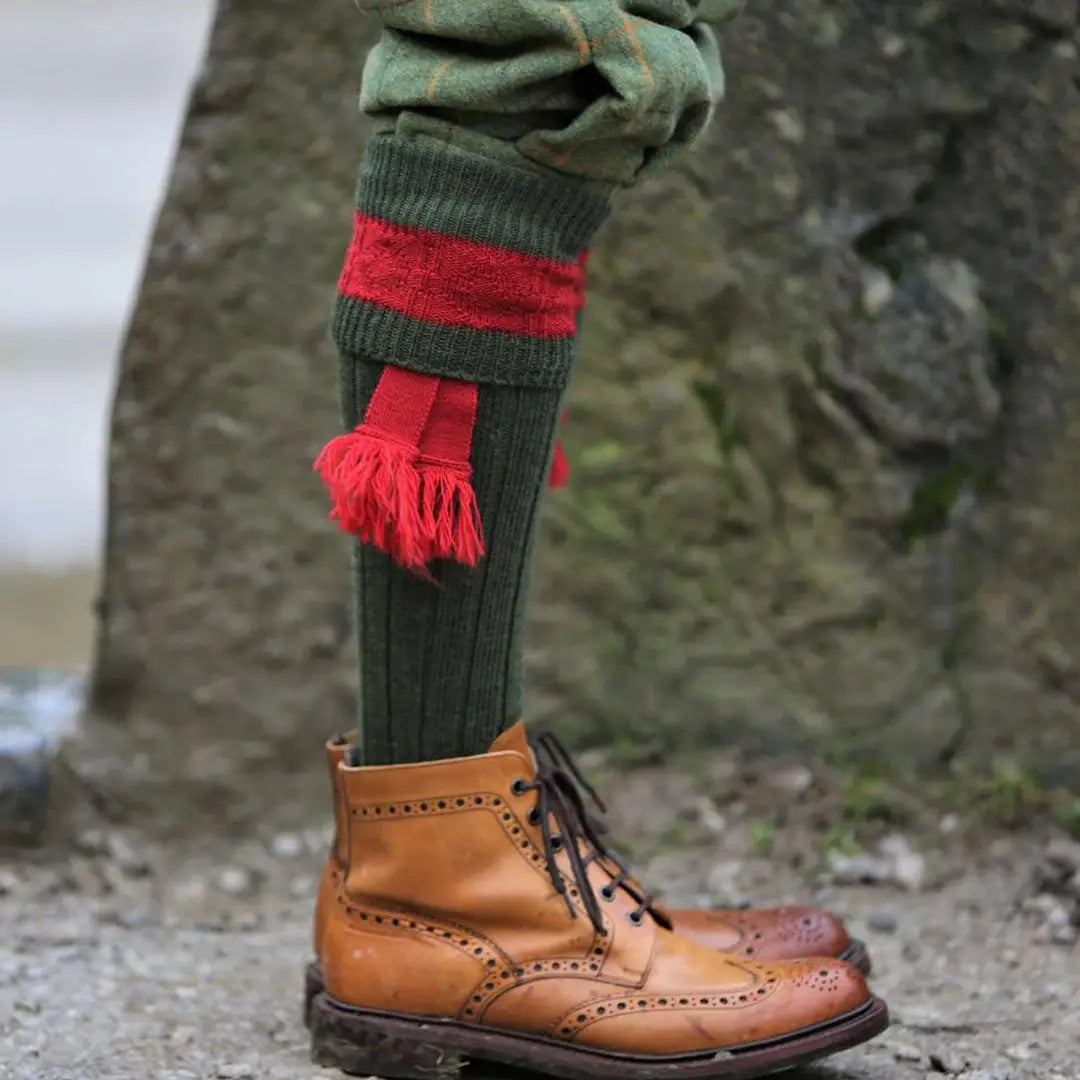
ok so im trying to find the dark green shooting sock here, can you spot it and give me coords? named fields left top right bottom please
left=342, top=361, right=561, bottom=764
left=315, top=135, right=608, bottom=764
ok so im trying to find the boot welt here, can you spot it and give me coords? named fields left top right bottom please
left=309, top=992, right=889, bottom=1080
left=301, top=938, right=872, bottom=1030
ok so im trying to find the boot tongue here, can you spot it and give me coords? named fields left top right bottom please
left=488, top=722, right=536, bottom=769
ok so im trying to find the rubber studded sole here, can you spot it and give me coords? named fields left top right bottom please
left=308, top=992, right=890, bottom=1080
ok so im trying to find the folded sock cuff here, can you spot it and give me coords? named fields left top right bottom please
left=331, top=135, right=610, bottom=389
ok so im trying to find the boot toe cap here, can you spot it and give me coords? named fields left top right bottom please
left=673, top=904, right=852, bottom=961
left=764, top=905, right=852, bottom=960
left=567, top=953, right=872, bottom=1056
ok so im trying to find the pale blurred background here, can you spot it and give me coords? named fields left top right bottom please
left=0, top=1, right=214, bottom=667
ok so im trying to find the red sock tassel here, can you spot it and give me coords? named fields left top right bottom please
left=314, top=367, right=485, bottom=571
left=547, top=411, right=571, bottom=489
left=548, top=440, right=570, bottom=489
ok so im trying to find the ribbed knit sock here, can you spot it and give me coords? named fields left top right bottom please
left=342, top=361, right=560, bottom=763
left=317, top=135, right=608, bottom=765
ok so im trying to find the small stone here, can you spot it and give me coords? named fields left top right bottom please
left=73, top=829, right=110, bottom=856
left=107, top=833, right=151, bottom=877
left=102, top=906, right=158, bottom=931
left=1031, top=899, right=1078, bottom=945
left=763, top=765, right=813, bottom=798
left=1020, top=894, right=1059, bottom=916
left=902, top=940, right=922, bottom=962
left=891, top=1041, right=923, bottom=1063
left=691, top=796, right=727, bottom=837
left=1045, top=837, right=1080, bottom=874
left=0, top=867, right=21, bottom=895
left=216, top=1064, right=254, bottom=1079
left=867, top=906, right=899, bottom=933
left=1067, top=870, right=1080, bottom=900
left=967, top=1067, right=1015, bottom=1080
left=1050, top=921, right=1079, bottom=947
left=878, top=31, right=907, bottom=57
left=826, top=851, right=891, bottom=886
left=1004, top=1042, right=1034, bottom=1062
left=270, top=831, right=303, bottom=858
left=924, top=257, right=982, bottom=318
left=861, top=268, right=894, bottom=317
left=938, top=814, right=960, bottom=835
left=768, top=108, right=805, bottom=144
left=290, top=873, right=315, bottom=897
left=893, top=849, right=927, bottom=891
left=879, top=834, right=926, bottom=891
left=216, top=866, right=255, bottom=896
left=929, top=1049, right=967, bottom=1074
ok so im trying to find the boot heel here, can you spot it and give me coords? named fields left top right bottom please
left=310, top=994, right=467, bottom=1080
left=302, top=961, right=322, bottom=1029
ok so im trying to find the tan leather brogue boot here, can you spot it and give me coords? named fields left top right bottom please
left=304, top=729, right=869, bottom=1024
left=309, top=724, right=887, bottom=1079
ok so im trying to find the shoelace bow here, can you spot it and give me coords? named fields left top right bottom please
left=521, top=730, right=662, bottom=935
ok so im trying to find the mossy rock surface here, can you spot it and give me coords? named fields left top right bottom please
left=89, top=1, right=1080, bottom=824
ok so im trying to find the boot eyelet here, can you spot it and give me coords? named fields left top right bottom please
left=627, top=911, right=644, bottom=926
left=527, top=809, right=541, bottom=826
left=600, top=885, right=615, bottom=902
left=510, top=779, right=527, bottom=796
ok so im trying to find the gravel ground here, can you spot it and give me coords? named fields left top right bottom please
left=1, top=782, right=1078, bottom=1080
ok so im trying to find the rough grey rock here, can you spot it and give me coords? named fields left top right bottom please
left=79, top=0, right=1080, bottom=825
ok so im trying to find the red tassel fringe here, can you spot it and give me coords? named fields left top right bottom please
left=547, top=410, right=571, bottom=489
left=419, top=460, right=485, bottom=566
left=314, top=430, right=486, bottom=571
left=313, top=428, right=428, bottom=569
left=548, top=441, right=570, bottom=489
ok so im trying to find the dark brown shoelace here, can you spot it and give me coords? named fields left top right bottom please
left=522, top=730, right=663, bottom=934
